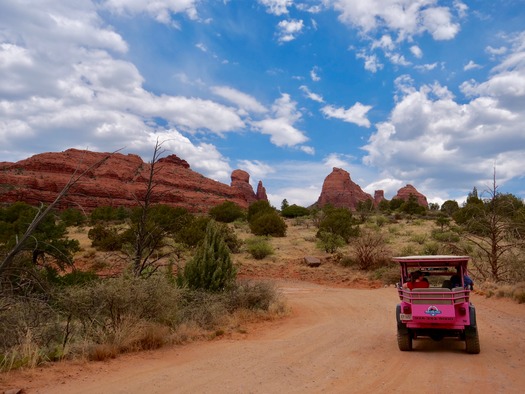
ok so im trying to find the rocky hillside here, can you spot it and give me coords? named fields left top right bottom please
left=0, top=149, right=267, bottom=213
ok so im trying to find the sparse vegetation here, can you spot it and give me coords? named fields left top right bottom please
left=0, top=274, right=283, bottom=371
left=352, top=230, right=391, bottom=270
left=316, top=231, right=345, bottom=253
left=2, top=178, right=525, bottom=373
left=246, top=237, right=274, bottom=259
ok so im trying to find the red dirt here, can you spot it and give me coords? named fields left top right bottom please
left=2, top=280, right=524, bottom=394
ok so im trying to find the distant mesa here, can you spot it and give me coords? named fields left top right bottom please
left=0, top=149, right=268, bottom=213
left=315, top=168, right=428, bottom=210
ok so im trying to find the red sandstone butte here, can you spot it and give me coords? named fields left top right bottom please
left=256, top=180, right=268, bottom=201
left=315, top=167, right=373, bottom=210
left=230, top=169, right=258, bottom=204
left=393, top=184, right=428, bottom=207
left=0, top=149, right=267, bottom=213
left=374, top=190, right=385, bottom=206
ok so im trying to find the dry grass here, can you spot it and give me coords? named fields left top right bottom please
left=478, top=281, right=525, bottom=304
left=87, top=344, right=119, bottom=361
left=232, top=217, right=440, bottom=288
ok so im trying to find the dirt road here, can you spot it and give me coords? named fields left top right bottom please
left=2, top=281, right=524, bottom=393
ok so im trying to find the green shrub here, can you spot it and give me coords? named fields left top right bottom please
left=399, top=245, right=417, bottom=256
left=281, top=204, right=310, bottom=218
left=177, top=220, right=237, bottom=292
left=317, top=207, right=359, bottom=243
left=410, top=234, right=427, bottom=245
left=177, top=290, right=229, bottom=329
left=0, top=296, right=62, bottom=357
left=227, top=281, right=277, bottom=311
left=388, top=225, right=400, bottom=234
left=375, top=216, right=388, bottom=227
left=45, top=268, right=99, bottom=287
left=339, top=255, right=356, bottom=267
left=246, top=237, right=274, bottom=259
left=175, top=216, right=210, bottom=247
left=90, top=206, right=130, bottom=223
left=422, top=241, right=441, bottom=255
left=60, top=208, right=86, bottom=227
left=209, top=201, right=245, bottom=223
left=0, top=202, right=80, bottom=270
left=316, top=231, right=345, bottom=253
left=371, top=264, right=400, bottom=285
left=87, top=224, right=124, bottom=251
left=247, top=200, right=274, bottom=222
left=219, top=224, right=242, bottom=253
left=249, top=212, right=287, bottom=237
left=431, top=229, right=460, bottom=242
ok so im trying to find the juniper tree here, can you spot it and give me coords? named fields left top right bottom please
left=177, top=220, right=237, bottom=292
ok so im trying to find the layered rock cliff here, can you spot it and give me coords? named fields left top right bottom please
left=0, top=149, right=268, bottom=213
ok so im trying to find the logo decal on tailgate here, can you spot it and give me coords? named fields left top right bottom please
left=424, top=306, right=442, bottom=317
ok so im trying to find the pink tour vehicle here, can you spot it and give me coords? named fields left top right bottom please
left=394, top=255, right=480, bottom=354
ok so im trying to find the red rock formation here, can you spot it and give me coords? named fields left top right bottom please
left=393, top=184, right=428, bottom=207
left=158, top=155, right=190, bottom=169
left=0, top=149, right=260, bottom=213
left=315, top=168, right=373, bottom=210
left=256, top=181, right=268, bottom=201
left=230, top=169, right=257, bottom=204
left=374, top=190, right=385, bottom=206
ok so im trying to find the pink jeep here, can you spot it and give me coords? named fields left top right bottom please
left=394, top=255, right=480, bottom=354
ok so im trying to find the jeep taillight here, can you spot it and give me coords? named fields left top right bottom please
left=458, top=306, right=467, bottom=316
left=403, top=305, right=412, bottom=314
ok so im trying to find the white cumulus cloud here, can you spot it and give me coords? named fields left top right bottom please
left=211, top=86, right=268, bottom=114
left=277, top=19, right=304, bottom=42
left=329, top=0, right=462, bottom=42
left=321, top=102, right=373, bottom=127
left=363, top=37, right=525, bottom=195
left=251, top=94, right=309, bottom=147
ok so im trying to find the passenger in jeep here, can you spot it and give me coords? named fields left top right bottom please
left=404, top=270, right=430, bottom=290
left=450, top=273, right=474, bottom=290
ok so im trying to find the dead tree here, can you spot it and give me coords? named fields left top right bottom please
left=131, top=139, right=172, bottom=277
left=460, top=169, right=525, bottom=282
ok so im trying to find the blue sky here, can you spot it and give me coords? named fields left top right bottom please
left=1, top=0, right=524, bottom=208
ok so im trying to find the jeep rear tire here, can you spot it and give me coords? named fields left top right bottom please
left=397, top=327, right=412, bottom=351
left=465, top=326, right=480, bottom=354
